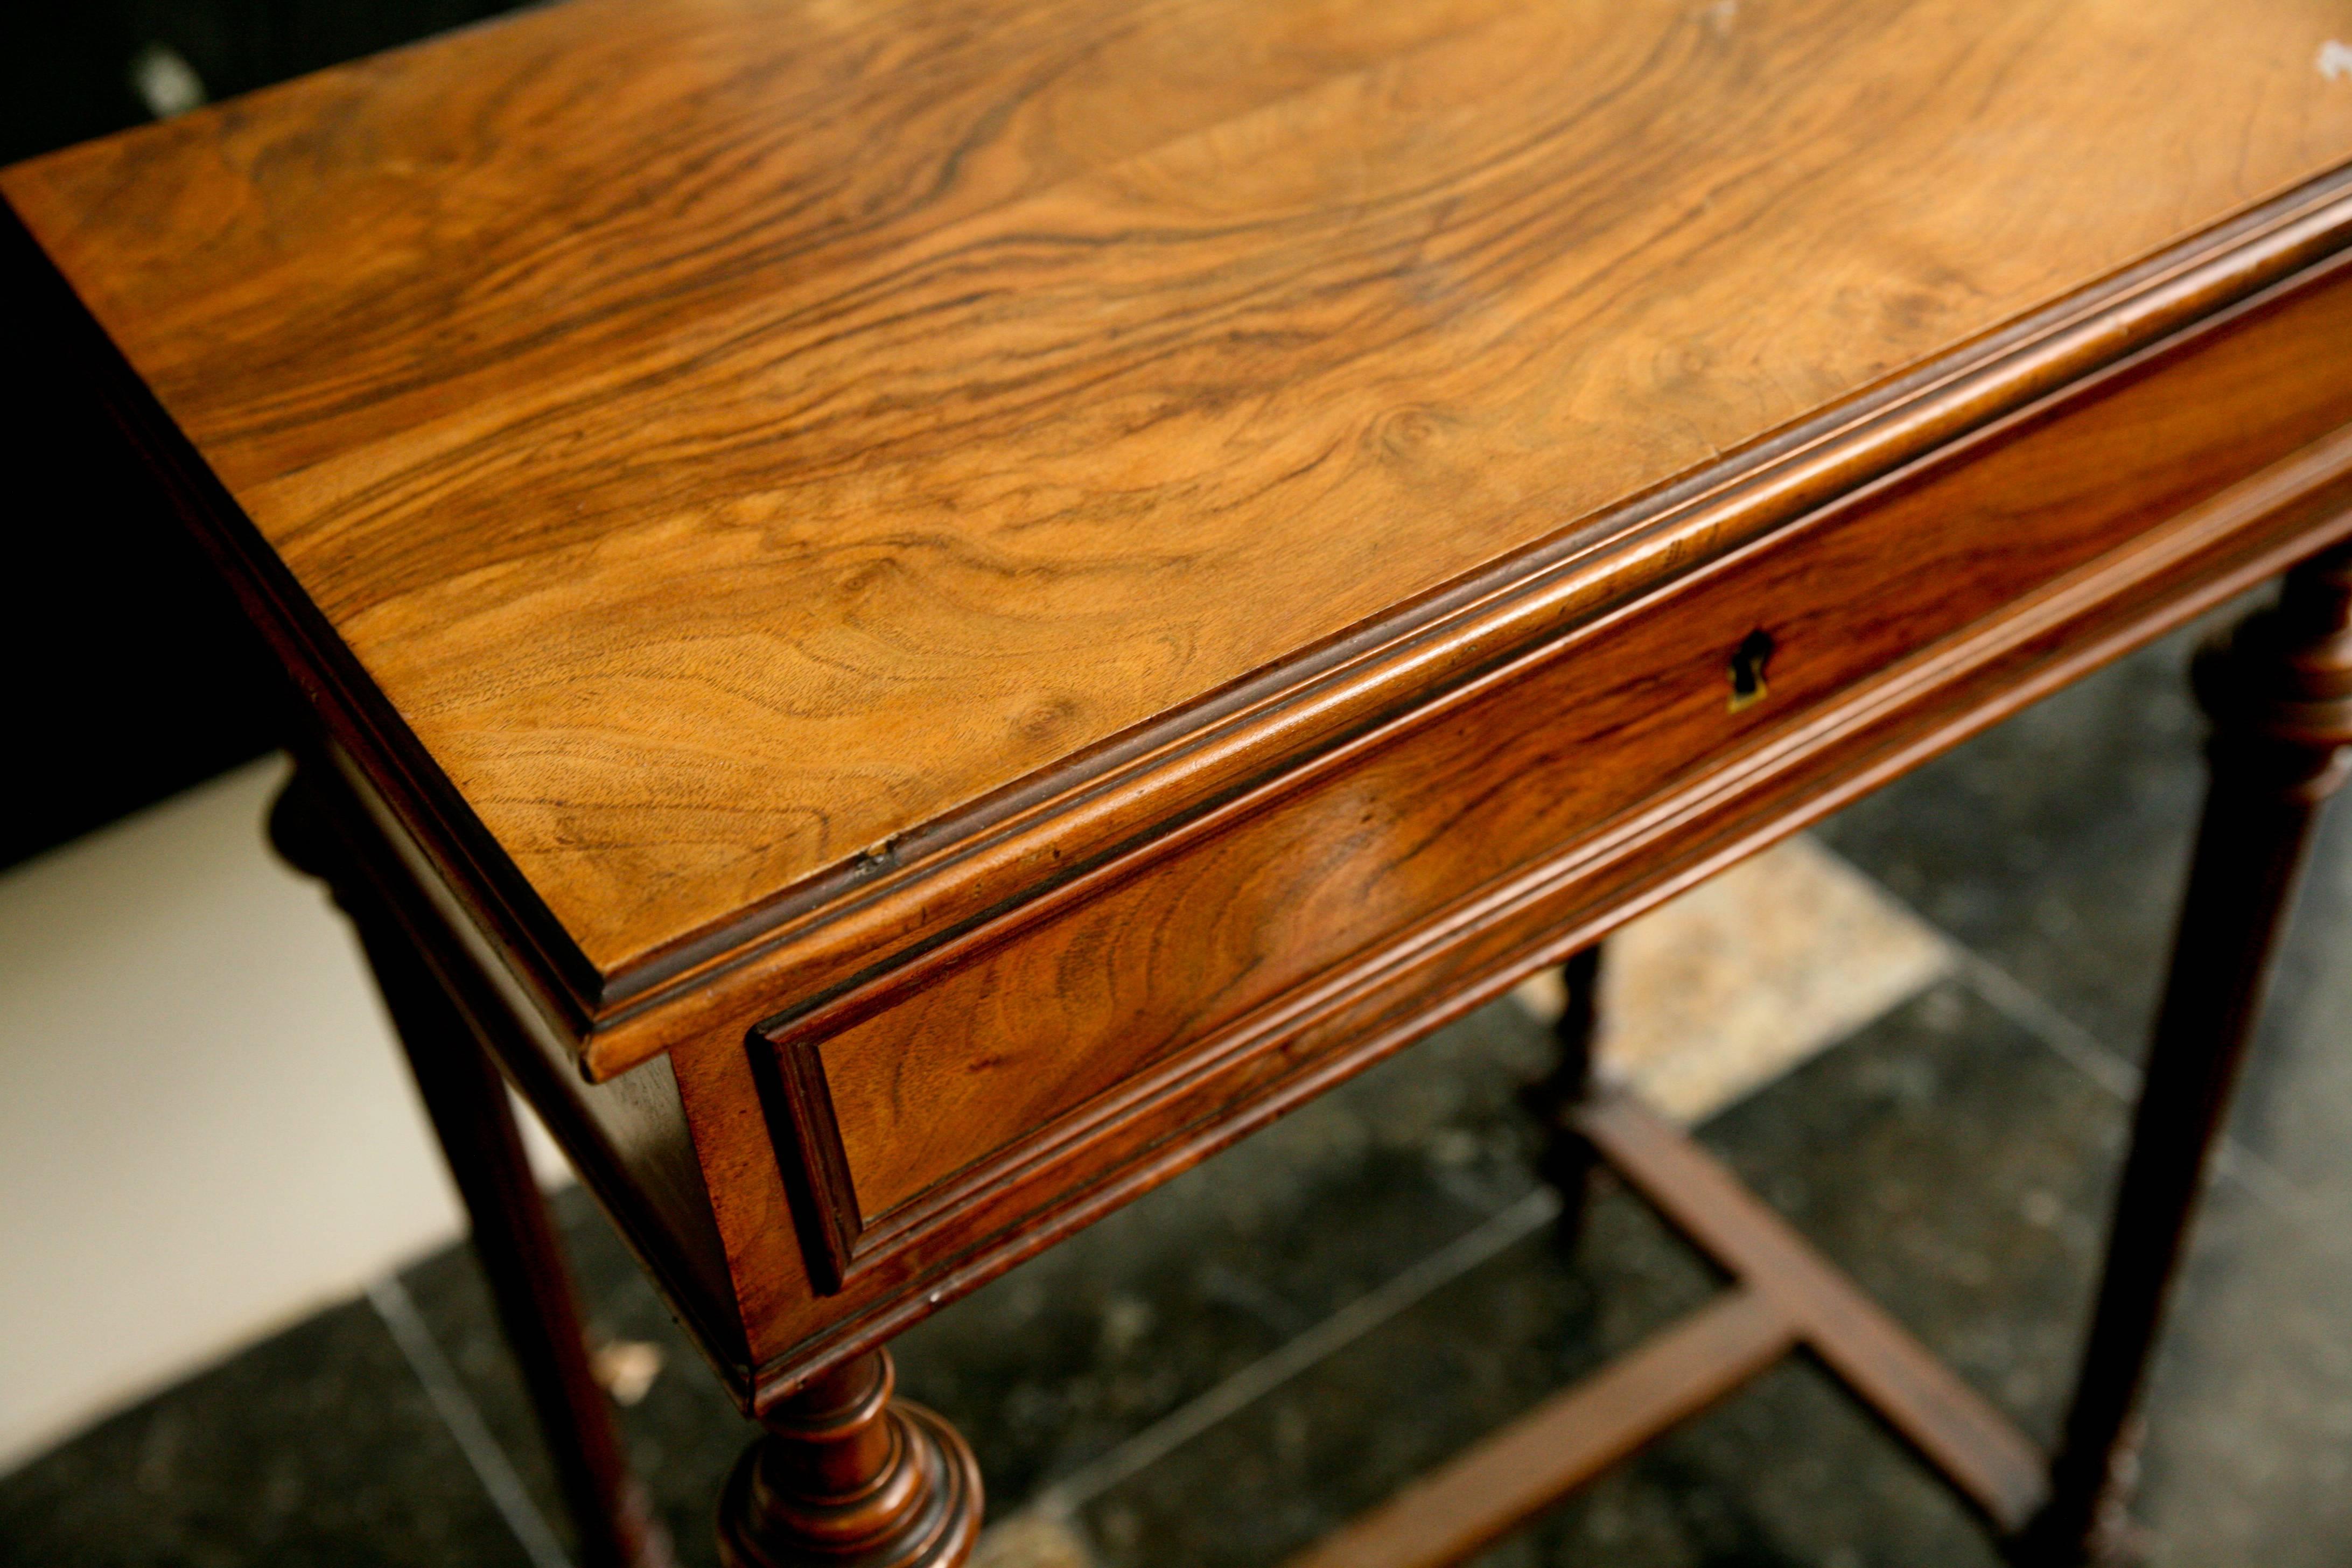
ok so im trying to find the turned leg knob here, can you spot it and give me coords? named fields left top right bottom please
left=719, top=1352, right=981, bottom=1568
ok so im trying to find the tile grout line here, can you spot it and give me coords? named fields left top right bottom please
left=1003, top=844, right=2312, bottom=1533
left=1026, top=1185, right=1563, bottom=1521
left=1000, top=849, right=2171, bottom=1526
left=1949, top=948, right=2143, bottom=1102
left=367, top=1273, right=577, bottom=1568
left=1948, top=943, right=2309, bottom=1219
left=1811, top=842, right=2313, bottom=1221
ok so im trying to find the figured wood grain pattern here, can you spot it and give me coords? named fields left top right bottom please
left=9, top=0, right=2352, bottom=999
left=786, top=255, right=2352, bottom=1252
left=713, top=411, right=2352, bottom=1394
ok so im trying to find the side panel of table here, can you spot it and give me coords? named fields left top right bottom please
left=673, top=248, right=2352, bottom=1399
left=313, top=749, right=755, bottom=1389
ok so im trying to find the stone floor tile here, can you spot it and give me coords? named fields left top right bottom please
left=895, top=997, right=1562, bottom=1508
left=1813, top=622, right=2218, bottom=1059
left=2222, top=796, right=2352, bottom=1208
left=1697, top=980, right=2119, bottom=1447
left=971, top=1510, right=1101, bottom=1568
left=396, top=1185, right=745, bottom=1568
left=1070, top=1189, right=1721, bottom=1568
left=1516, top=835, right=1953, bottom=1122
left=0, top=1297, right=529, bottom=1568
left=2135, top=1170, right=2352, bottom=1566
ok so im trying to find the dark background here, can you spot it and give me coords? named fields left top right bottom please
left=2, top=3, right=526, bottom=872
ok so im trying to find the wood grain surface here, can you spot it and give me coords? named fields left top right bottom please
left=789, top=255, right=2352, bottom=1257
left=738, top=255, right=2352, bottom=1313
left=10, top=0, right=2352, bottom=997
left=706, top=405, right=2352, bottom=1393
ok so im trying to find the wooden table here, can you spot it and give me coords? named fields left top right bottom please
left=11, top=1, right=2352, bottom=1562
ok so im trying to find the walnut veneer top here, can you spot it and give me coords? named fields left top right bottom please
left=9, top=0, right=2352, bottom=981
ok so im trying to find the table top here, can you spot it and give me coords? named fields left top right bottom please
left=9, top=0, right=2352, bottom=1039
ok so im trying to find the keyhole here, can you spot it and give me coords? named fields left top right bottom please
left=1728, top=628, right=1775, bottom=712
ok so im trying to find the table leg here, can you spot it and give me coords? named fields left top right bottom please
left=718, top=1348, right=982, bottom=1568
left=2018, top=543, right=2352, bottom=1565
left=1525, top=944, right=1605, bottom=1248
left=269, top=780, right=673, bottom=1568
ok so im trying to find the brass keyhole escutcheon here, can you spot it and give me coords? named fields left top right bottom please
left=1728, top=628, right=1775, bottom=712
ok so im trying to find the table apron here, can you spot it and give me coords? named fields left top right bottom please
left=719, top=251, right=2352, bottom=1384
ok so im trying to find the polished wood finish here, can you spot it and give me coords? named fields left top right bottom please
left=718, top=1351, right=980, bottom=1568
left=731, top=274, right=2352, bottom=1390
left=8, top=0, right=2352, bottom=1081
left=268, top=776, right=673, bottom=1568
left=2020, top=543, right=2352, bottom=1564
left=15, top=1, right=2352, bottom=1560
left=797, top=244, right=2352, bottom=1221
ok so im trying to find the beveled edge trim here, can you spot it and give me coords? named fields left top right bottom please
left=752, top=1031, right=860, bottom=1297
left=584, top=161, right=2352, bottom=1075
left=743, top=417, right=2352, bottom=1408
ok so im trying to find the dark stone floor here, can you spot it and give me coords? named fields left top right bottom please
left=6, top=612, right=2350, bottom=1566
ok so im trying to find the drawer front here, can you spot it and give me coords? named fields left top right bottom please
left=759, top=254, right=2352, bottom=1292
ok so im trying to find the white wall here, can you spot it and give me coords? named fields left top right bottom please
left=0, top=757, right=564, bottom=1475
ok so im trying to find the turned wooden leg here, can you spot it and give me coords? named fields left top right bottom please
left=1525, top=944, right=1605, bottom=1247
left=718, top=1349, right=982, bottom=1568
left=270, top=776, right=673, bottom=1568
left=2018, top=544, right=2352, bottom=1565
